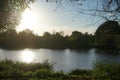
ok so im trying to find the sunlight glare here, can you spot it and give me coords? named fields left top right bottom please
left=17, top=9, right=40, bottom=31
left=16, top=8, right=56, bottom=35
left=21, top=49, right=35, bottom=63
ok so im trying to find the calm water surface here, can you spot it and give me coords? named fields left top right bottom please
left=0, top=48, right=120, bottom=72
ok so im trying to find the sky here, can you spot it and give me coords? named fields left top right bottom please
left=16, top=0, right=104, bottom=35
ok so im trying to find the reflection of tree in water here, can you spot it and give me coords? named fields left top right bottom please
left=95, top=48, right=116, bottom=54
left=72, top=48, right=92, bottom=53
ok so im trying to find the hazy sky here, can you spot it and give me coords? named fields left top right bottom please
left=16, top=0, right=104, bottom=35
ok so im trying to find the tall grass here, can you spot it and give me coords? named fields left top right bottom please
left=92, top=61, right=120, bottom=80
left=0, top=59, right=67, bottom=80
left=0, top=59, right=120, bottom=80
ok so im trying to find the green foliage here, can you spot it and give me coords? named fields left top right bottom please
left=92, top=61, right=120, bottom=80
left=0, top=59, right=54, bottom=79
left=0, top=60, right=120, bottom=80
left=69, top=69, right=92, bottom=76
left=0, top=29, right=94, bottom=49
left=68, top=31, right=94, bottom=48
left=0, top=0, right=35, bottom=31
left=0, top=59, right=68, bottom=80
left=95, top=20, right=120, bottom=49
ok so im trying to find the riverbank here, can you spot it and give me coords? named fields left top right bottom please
left=0, top=59, right=120, bottom=80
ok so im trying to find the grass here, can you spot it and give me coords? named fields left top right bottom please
left=0, top=59, right=120, bottom=80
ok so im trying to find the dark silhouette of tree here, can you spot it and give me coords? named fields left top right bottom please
left=50, top=32, right=67, bottom=48
left=17, top=29, right=36, bottom=48
left=95, top=20, right=120, bottom=49
left=68, top=31, right=93, bottom=48
left=0, top=29, right=17, bottom=49
left=42, top=31, right=67, bottom=49
left=0, top=0, right=35, bottom=32
left=0, top=29, right=94, bottom=49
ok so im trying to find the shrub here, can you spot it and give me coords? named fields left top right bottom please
left=92, top=61, right=120, bottom=80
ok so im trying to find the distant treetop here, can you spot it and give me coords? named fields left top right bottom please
left=96, top=21, right=120, bottom=35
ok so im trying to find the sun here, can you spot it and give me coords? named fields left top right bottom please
left=22, top=9, right=39, bottom=26
left=17, top=9, right=40, bottom=31
left=16, top=8, right=54, bottom=35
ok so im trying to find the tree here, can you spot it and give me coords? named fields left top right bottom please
left=68, top=31, right=93, bottom=48
left=46, top=0, right=120, bottom=21
left=95, top=20, right=120, bottom=49
left=0, top=0, right=35, bottom=32
left=17, top=29, right=36, bottom=48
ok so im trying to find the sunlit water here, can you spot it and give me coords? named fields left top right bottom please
left=0, top=48, right=120, bottom=72
left=20, top=49, right=35, bottom=63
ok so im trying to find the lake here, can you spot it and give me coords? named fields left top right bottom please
left=0, top=48, right=120, bottom=72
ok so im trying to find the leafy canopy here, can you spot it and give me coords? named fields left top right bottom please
left=0, top=0, right=35, bottom=32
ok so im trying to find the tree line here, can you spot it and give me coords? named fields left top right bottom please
left=0, top=0, right=120, bottom=50
left=0, top=29, right=94, bottom=49
left=0, top=20, right=120, bottom=50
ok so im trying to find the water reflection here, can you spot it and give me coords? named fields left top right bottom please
left=0, top=48, right=120, bottom=72
left=20, top=49, right=35, bottom=63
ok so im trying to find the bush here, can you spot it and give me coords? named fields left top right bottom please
left=0, top=59, right=54, bottom=79
left=1, top=59, right=120, bottom=80
left=69, top=69, right=92, bottom=76
left=92, top=61, right=120, bottom=80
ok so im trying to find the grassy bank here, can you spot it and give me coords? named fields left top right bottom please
left=0, top=60, right=120, bottom=80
